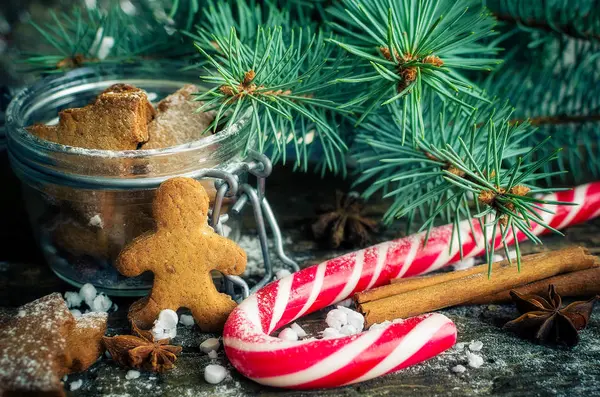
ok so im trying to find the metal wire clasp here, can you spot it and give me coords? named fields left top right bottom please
left=209, top=151, right=298, bottom=301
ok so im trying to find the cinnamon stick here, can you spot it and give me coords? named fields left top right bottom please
left=355, top=247, right=596, bottom=304
left=357, top=247, right=599, bottom=327
left=468, top=267, right=600, bottom=304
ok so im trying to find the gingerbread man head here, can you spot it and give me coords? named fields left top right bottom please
left=116, top=177, right=247, bottom=332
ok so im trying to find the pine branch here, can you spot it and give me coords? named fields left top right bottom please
left=22, top=1, right=194, bottom=72
left=494, top=13, right=600, bottom=44
left=489, top=0, right=600, bottom=44
left=353, top=93, right=569, bottom=260
left=513, top=114, right=600, bottom=126
left=485, top=38, right=600, bottom=185
left=193, top=27, right=351, bottom=173
left=326, top=0, right=502, bottom=135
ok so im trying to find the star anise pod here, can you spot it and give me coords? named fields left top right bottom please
left=312, top=191, right=378, bottom=249
left=504, top=284, right=598, bottom=347
left=103, top=323, right=182, bottom=372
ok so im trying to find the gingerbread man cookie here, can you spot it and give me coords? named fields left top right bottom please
left=116, top=177, right=247, bottom=332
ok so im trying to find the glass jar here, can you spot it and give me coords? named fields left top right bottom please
left=6, top=65, right=251, bottom=296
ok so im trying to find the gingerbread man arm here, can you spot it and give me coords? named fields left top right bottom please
left=115, top=233, right=154, bottom=277
left=210, top=235, right=247, bottom=276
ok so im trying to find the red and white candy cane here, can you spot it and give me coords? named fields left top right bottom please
left=224, top=182, right=600, bottom=389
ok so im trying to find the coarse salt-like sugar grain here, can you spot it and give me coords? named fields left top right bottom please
left=90, top=294, right=112, bottom=312
left=204, top=364, right=227, bottom=384
left=200, top=337, right=220, bottom=353
left=156, top=309, right=178, bottom=329
left=125, top=370, right=141, bottom=380
left=469, top=340, right=483, bottom=352
left=275, top=269, right=292, bottom=279
left=165, top=328, right=177, bottom=339
left=339, top=324, right=358, bottom=336
left=466, top=351, right=484, bottom=368
left=179, top=314, right=195, bottom=326
left=325, top=309, right=347, bottom=330
left=64, top=291, right=83, bottom=308
left=88, top=214, right=104, bottom=228
left=452, top=364, right=467, bottom=373
left=70, top=309, right=82, bottom=318
left=79, top=283, right=97, bottom=306
left=336, top=306, right=364, bottom=332
left=454, top=342, right=465, bottom=351
left=278, top=327, right=298, bottom=341
left=337, top=298, right=353, bottom=308
left=208, top=350, right=218, bottom=359
left=321, top=327, right=343, bottom=339
left=369, top=320, right=392, bottom=331
left=452, top=257, right=476, bottom=271
left=152, top=328, right=166, bottom=341
left=70, top=379, right=83, bottom=391
left=290, top=323, right=307, bottom=338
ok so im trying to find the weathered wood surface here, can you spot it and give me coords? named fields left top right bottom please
left=2, top=167, right=600, bottom=397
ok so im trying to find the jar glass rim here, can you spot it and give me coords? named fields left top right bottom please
left=6, top=64, right=249, bottom=159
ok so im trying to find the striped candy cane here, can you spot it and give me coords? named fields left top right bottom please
left=223, top=182, right=600, bottom=389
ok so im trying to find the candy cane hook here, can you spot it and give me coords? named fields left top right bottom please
left=224, top=182, right=600, bottom=389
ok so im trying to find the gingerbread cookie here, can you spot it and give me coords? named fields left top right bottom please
left=116, top=177, right=247, bottom=332
left=0, top=293, right=107, bottom=396
left=142, top=84, right=215, bottom=149
left=27, top=83, right=155, bottom=150
left=65, top=312, right=108, bottom=373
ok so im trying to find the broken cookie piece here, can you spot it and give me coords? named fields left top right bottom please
left=142, top=84, right=215, bottom=149
left=27, top=83, right=155, bottom=150
left=0, top=293, right=108, bottom=397
left=65, top=312, right=108, bottom=373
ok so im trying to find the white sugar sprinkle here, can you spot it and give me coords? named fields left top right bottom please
left=204, top=364, right=227, bottom=384
left=321, top=327, right=343, bottom=339
left=70, top=309, right=82, bottom=318
left=325, top=309, right=347, bottom=331
left=208, top=350, right=218, bottom=359
left=452, top=364, right=467, bottom=373
left=469, top=340, right=484, bottom=352
left=278, top=327, right=298, bottom=341
left=64, top=291, right=83, bottom=308
left=466, top=351, right=484, bottom=368
left=88, top=214, right=104, bottom=228
left=290, top=323, right=307, bottom=338
left=125, top=370, right=141, bottom=380
left=200, top=338, right=220, bottom=353
left=70, top=379, right=83, bottom=391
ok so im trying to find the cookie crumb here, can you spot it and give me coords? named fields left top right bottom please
left=204, top=364, right=227, bottom=384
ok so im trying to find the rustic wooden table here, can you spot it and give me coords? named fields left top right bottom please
left=2, top=167, right=600, bottom=397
